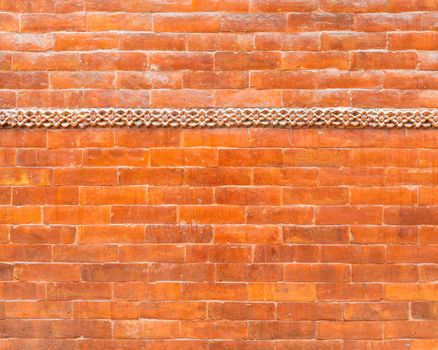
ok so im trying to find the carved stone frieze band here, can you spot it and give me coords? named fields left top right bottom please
left=0, top=108, right=437, bottom=129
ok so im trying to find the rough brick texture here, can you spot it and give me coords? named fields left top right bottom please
left=0, top=128, right=437, bottom=349
left=1, top=0, right=438, bottom=108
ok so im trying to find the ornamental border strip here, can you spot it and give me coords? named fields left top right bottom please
left=0, top=108, right=437, bottom=129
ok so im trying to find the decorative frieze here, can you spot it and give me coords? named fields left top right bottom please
left=0, top=108, right=437, bottom=129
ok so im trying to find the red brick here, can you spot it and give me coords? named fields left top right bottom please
left=254, top=168, right=318, bottom=186
left=344, top=303, right=408, bottom=321
left=114, top=282, right=181, bottom=301
left=0, top=72, right=48, bottom=89
left=192, top=0, right=248, bottom=11
left=150, top=263, right=214, bottom=282
left=350, top=187, right=417, bottom=205
left=0, top=282, right=46, bottom=300
left=180, top=205, right=245, bottom=224
left=249, top=283, right=316, bottom=302
left=385, top=207, right=438, bottom=225
left=120, top=168, right=184, bottom=186
left=124, top=72, right=180, bottom=90
left=355, top=13, right=423, bottom=32
left=278, top=303, right=342, bottom=321
left=351, top=226, right=418, bottom=245
left=0, top=244, right=50, bottom=262
left=73, top=301, right=139, bottom=319
left=48, top=130, right=114, bottom=148
left=256, top=33, right=320, bottom=51
left=222, top=14, right=287, bottom=32
left=82, top=263, right=148, bottom=282
left=351, top=52, right=417, bottom=70
left=44, top=206, right=110, bottom=224
left=21, top=14, right=85, bottom=32
left=78, top=225, right=144, bottom=244
left=185, top=168, right=252, bottom=186
left=389, top=32, right=438, bottom=50
left=322, top=32, right=386, bottom=50
left=217, top=264, right=282, bottom=282
left=80, top=52, right=148, bottom=71
left=384, top=321, right=438, bottom=339
left=283, top=90, right=350, bottom=107
left=385, top=284, right=438, bottom=301
left=317, top=206, right=382, bottom=225
left=183, top=283, right=247, bottom=301
left=53, top=245, right=118, bottom=263
left=247, top=206, right=313, bottom=225
left=54, top=33, right=119, bottom=51
left=252, top=0, right=317, bottom=12
left=141, top=301, right=206, bottom=320
left=215, top=52, right=281, bottom=70
left=388, top=246, right=438, bottom=263
left=284, top=264, right=350, bottom=282
left=288, top=13, right=353, bottom=32
left=254, top=245, right=319, bottom=263
left=251, top=71, right=316, bottom=89
left=209, top=302, right=273, bottom=320
left=151, top=90, right=214, bottom=108
left=248, top=321, right=314, bottom=339
left=17, top=91, right=83, bottom=108
left=187, top=33, right=254, bottom=51
left=216, top=187, right=281, bottom=205
left=155, top=14, right=220, bottom=33
left=419, top=226, right=438, bottom=245
left=4, top=301, right=70, bottom=319
left=282, top=52, right=349, bottom=70
left=15, top=264, right=81, bottom=281
left=145, top=224, right=212, bottom=243
left=112, top=206, right=176, bottom=224
left=122, top=0, right=192, bottom=12
left=47, top=282, right=112, bottom=300
left=318, top=321, right=382, bottom=340
left=87, top=13, right=151, bottom=31
left=53, top=168, right=117, bottom=185
left=283, top=226, right=349, bottom=244
left=321, top=246, right=386, bottom=264
left=352, top=264, right=418, bottom=282
left=17, top=149, right=81, bottom=166
left=119, top=244, right=184, bottom=263
left=318, top=283, right=383, bottom=301
left=51, top=72, right=115, bottom=89
left=411, top=302, right=438, bottom=320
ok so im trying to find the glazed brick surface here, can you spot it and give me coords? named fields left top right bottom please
left=0, top=0, right=438, bottom=108
left=0, top=128, right=437, bottom=349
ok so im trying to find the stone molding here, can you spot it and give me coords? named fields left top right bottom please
left=0, top=108, right=437, bottom=129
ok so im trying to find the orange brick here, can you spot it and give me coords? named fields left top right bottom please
left=21, top=14, right=85, bottom=32
left=254, top=245, right=319, bottom=263
left=145, top=224, right=212, bottom=243
left=44, top=206, right=110, bottom=224
left=318, top=321, right=382, bottom=340
left=82, top=263, right=148, bottom=282
left=284, top=264, right=350, bottom=282
left=192, top=0, right=248, bottom=11
left=222, top=14, right=287, bottom=32
left=0, top=282, right=46, bottom=300
left=249, top=283, right=316, bottom=302
left=150, top=148, right=217, bottom=167
left=17, top=149, right=81, bottom=166
left=283, top=52, right=349, bottom=70
left=155, top=14, right=221, bottom=32
left=318, top=283, right=383, bottom=301
left=344, top=303, right=408, bottom=321
left=351, top=52, right=417, bottom=70
left=53, top=245, right=118, bottom=263
left=385, top=207, right=438, bottom=225
left=10, top=225, right=75, bottom=244
left=411, top=302, right=438, bottom=320
left=322, top=32, right=386, bottom=50
left=321, top=246, right=386, bottom=264
left=0, top=168, right=50, bottom=186
left=0, top=244, right=51, bottom=262
left=47, top=282, right=112, bottom=300
left=277, top=303, right=342, bottom=321
left=388, top=246, right=438, bottom=263
left=53, top=168, right=117, bottom=185
left=215, top=52, right=281, bottom=70
left=385, top=321, right=438, bottom=339
left=141, top=302, right=206, bottom=320
left=187, top=33, right=254, bottom=51
left=80, top=225, right=143, bottom=245
left=150, top=263, right=214, bottom=282
left=50, top=72, right=115, bottom=89
left=317, top=206, right=382, bottom=225
left=352, top=264, right=418, bottom=282
left=150, top=52, right=213, bottom=71
left=15, top=264, right=81, bottom=282
left=214, top=225, right=280, bottom=244
left=183, top=283, right=247, bottom=301
left=87, top=13, right=151, bottom=31
left=112, top=206, right=176, bottom=224
left=284, top=149, right=351, bottom=167
left=283, top=187, right=348, bottom=205
left=4, top=301, right=70, bottom=319
left=149, top=187, right=213, bottom=205
left=283, top=226, right=349, bottom=244
left=419, top=226, right=438, bottom=245
left=216, top=187, right=281, bottom=205
left=151, top=90, right=214, bottom=108
left=73, top=301, right=139, bottom=319
left=217, top=264, right=282, bottom=282
left=248, top=321, right=314, bottom=339
left=80, top=52, right=148, bottom=71
left=120, top=168, right=184, bottom=186
left=80, top=186, right=146, bottom=205
left=252, top=0, right=317, bottom=12
left=0, top=206, right=42, bottom=224
left=247, top=206, right=313, bottom=225
left=180, top=206, right=245, bottom=224
left=350, top=187, right=417, bottom=205
left=54, top=33, right=119, bottom=51
left=119, top=244, right=184, bottom=263
left=288, top=13, right=353, bottom=32
left=351, top=226, right=418, bottom=244
left=385, top=284, right=438, bottom=301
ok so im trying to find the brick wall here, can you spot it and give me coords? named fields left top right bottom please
left=1, top=0, right=438, bottom=349
left=0, top=128, right=437, bottom=349
left=0, top=0, right=438, bottom=108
